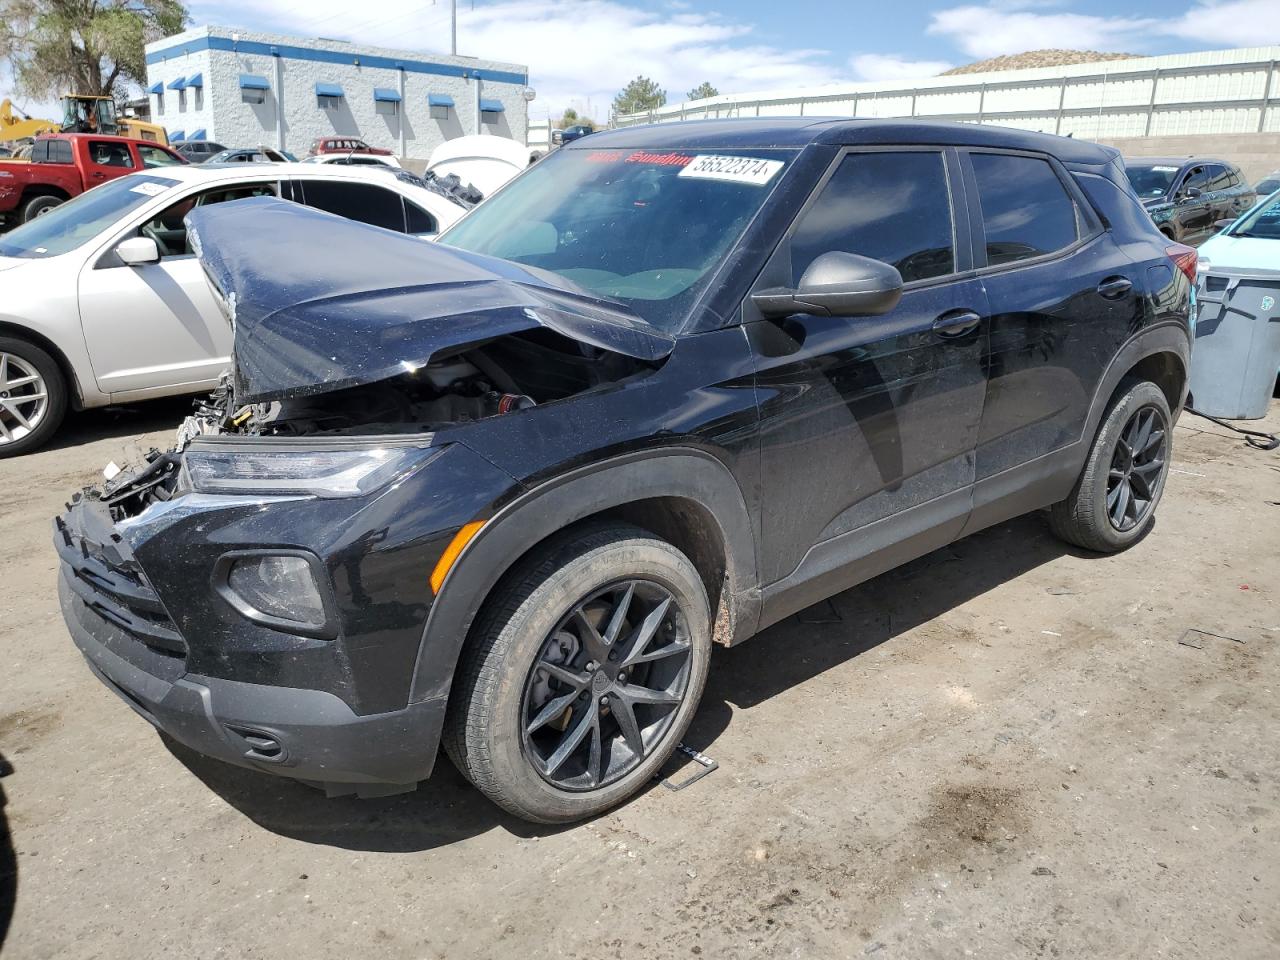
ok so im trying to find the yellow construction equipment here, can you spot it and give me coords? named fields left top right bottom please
left=0, top=99, right=59, bottom=143
left=59, top=95, right=169, bottom=145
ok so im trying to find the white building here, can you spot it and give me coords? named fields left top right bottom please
left=617, top=45, right=1280, bottom=140
left=145, top=26, right=530, bottom=158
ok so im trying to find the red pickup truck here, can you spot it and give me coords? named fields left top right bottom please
left=309, top=136, right=394, bottom=157
left=0, top=133, right=186, bottom=226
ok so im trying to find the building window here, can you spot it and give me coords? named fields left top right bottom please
left=376, top=99, right=398, bottom=117
left=242, top=88, right=265, bottom=105
left=319, top=96, right=342, bottom=112
left=178, top=89, right=186, bottom=111
left=156, top=93, right=164, bottom=116
left=194, top=88, right=203, bottom=111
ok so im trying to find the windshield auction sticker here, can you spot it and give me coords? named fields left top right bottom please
left=130, top=182, right=169, bottom=196
left=678, top=154, right=784, bottom=186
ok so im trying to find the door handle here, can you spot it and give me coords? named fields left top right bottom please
left=1096, top=276, right=1132, bottom=300
left=932, top=309, right=981, bottom=338
left=91, top=171, right=106, bottom=179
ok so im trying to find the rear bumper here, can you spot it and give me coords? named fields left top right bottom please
left=61, top=573, right=446, bottom=795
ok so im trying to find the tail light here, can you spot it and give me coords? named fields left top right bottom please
left=1166, top=243, right=1197, bottom=283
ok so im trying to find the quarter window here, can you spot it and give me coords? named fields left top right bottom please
left=970, top=153, right=1078, bottom=267
left=789, top=151, right=955, bottom=284
left=405, top=202, right=436, bottom=235
left=300, top=181, right=406, bottom=232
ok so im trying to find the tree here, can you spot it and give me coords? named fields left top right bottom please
left=554, top=107, right=579, bottom=129
left=0, top=0, right=187, bottom=101
left=612, top=75, right=666, bottom=117
left=686, top=82, right=719, bottom=101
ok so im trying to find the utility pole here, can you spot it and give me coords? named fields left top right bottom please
left=451, top=0, right=457, bottom=55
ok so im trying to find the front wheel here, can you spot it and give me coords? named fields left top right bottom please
left=0, top=337, right=68, bottom=457
left=444, top=522, right=711, bottom=823
left=1049, top=379, right=1172, bottom=552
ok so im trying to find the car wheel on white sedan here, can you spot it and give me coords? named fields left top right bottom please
left=0, top=337, right=68, bottom=457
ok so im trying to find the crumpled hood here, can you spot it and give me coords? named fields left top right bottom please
left=185, top=197, right=674, bottom=405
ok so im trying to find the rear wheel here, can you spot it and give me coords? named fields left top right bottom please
left=0, top=337, right=68, bottom=457
left=444, top=522, right=711, bottom=823
left=1049, top=379, right=1171, bottom=552
left=22, top=194, right=63, bottom=222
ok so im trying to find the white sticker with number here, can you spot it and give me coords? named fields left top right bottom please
left=678, top=154, right=784, bottom=186
left=130, top=182, right=168, bottom=196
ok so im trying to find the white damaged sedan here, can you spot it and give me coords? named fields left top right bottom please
left=0, top=163, right=470, bottom=455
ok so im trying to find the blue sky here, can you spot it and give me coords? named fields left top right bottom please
left=5, top=0, right=1277, bottom=121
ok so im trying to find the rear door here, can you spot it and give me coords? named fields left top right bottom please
left=961, top=149, right=1142, bottom=489
left=82, top=139, right=137, bottom=189
left=747, top=147, right=989, bottom=587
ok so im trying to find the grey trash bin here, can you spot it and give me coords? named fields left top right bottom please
left=1191, top=268, right=1280, bottom=420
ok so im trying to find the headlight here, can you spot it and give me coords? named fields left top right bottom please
left=184, top=445, right=440, bottom=498
left=213, top=551, right=333, bottom=635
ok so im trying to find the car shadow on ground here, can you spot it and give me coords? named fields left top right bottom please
left=42, top=396, right=194, bottom=453
left=167, top=513, right=1083, bottom=853
left=0, top=752, right=16, bottom=954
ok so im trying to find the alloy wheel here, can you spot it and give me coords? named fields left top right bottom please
left=0, top=352, right=49, bottom=445
left=520, top=580, right=693, bottom=791
left=1106, top=404, right=1167, bottom=532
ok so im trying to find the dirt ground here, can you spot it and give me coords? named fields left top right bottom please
left=1, top=397, right=1277, bottom=960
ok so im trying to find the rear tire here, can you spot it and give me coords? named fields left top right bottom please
left=444, top=522, right=711, bottom=824
left=0, top=336, right=68, bottom=457
left=21, top=194, right=63, bottom=222
left=1049, top=379, right=1171, bottom=553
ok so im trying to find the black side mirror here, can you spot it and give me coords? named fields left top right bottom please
left=752, top=252, right=903, bottom=319
left=1181, top=186, right=1202, bottom=201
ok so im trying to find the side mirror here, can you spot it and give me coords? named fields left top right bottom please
left=1212, top=218, right=1235, bottom=233
left=752, top=252, right=903, bottom=319
left=116, top=236, right=160, bottom=266
left=1181, top=186, right=1202, bottom=201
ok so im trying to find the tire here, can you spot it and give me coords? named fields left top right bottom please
left=0, top=336, right=68, bottom=457
left=1049, top=379, right=1172, bottom=553
left=21, top=194, right=63, bottom=222
left=444, top=522, right=712, bottom=824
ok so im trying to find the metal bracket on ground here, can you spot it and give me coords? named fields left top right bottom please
left=659, top=743, right=719, bottom=791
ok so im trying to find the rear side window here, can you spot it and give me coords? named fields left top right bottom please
left=970, top=153, right=1078, bottom=266
left=301, top=180, right=406, bottom=232
left=33, top=140, right=73, bottom=164
left=790, top=151, right=955, bottom=284
left=405, top=202, right=436, bottom=235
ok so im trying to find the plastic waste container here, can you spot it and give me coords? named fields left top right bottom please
left=1190, top=268, right=1280, bottom=420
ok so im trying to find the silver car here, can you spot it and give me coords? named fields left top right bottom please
left=0, top=163, right=469, bottom=455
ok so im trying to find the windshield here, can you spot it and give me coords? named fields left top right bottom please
left=1125, top=162, right=1180, bottom=199
left=1228, top=192, right=1280, bottom=240
left=0, top=174, right=178, bottom=259
left=439, top=147, right=796, bottom=331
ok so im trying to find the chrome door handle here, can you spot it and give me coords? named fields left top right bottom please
left=932, top=309, right=981, bottom=338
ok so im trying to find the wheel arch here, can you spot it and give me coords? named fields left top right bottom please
left=1082, top=322, right=1188, bottom=451
left=0, top=320, right=83, bottom=409
left=21, top=184, right=72, bottom=203
left=408, top=447, right=761, bottom=704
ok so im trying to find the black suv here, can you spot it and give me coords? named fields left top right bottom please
left=1124, top=156, right=1254, bottom=243
left=56, top=119, right=1193, bottom=823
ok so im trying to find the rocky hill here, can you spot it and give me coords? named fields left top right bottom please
left=941, top=49, right=1140, bottom=76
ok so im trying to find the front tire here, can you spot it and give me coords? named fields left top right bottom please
left=1049, top=379, right=1172, bottom=552
left=0, top=337, right=68, bottom=457
left=444, top=522, right=711, bottom=824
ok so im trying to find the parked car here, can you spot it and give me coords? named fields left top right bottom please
left=1123, top=156, right=1254, bottom=244
left=0, top=164, right=470, bottom=454
left=552, top=123, right=594, bottom=146
left=0, top=133, right=186, bottom=225
left=1197, top=188, right=1280, bottom=316
left=1253, top=170, right=1279, bottom=202
left=174, top=140, right=228, bottom=163
left=309, top=136, right=393, bottom=157
left=54, top=119, right=1193, bottom=824
left=302, top=152, right=401, bottom=168
left=204, top=147, right=289, bottom=164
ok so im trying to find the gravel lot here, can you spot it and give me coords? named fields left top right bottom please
left=2, top=397, right=1278, bottom=960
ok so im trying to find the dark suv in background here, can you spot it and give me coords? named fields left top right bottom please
left=1124, top=156, right=1254, bottom=243
left=56, top=119, right=1193, bottom=824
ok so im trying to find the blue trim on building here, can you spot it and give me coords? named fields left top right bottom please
left=169, top=129, right=185, bottom=141
left=374, top=87, right=401, bottom=103
left=189, top=128, right=206, bottom=140
left=428, top=93, right=455, bottom=107
left=167, top=76, right=187, bottom=90
left=147, top=81, right=163, bottom=94
left=479, top=98, right=505, bottom=113
left=147, top=34, right=528, bottom=86
left=185, top=72, right=203, bottom=88
left=239, top=74, right=270, bottom=90
left=315, top=82, right=344, bottom=98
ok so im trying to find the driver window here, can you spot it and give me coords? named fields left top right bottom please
left=89, top=141, right=135, bottom=169
left=136, top=182, right=279, bottom=259
left=1180, top=166, right=1210, bottom=193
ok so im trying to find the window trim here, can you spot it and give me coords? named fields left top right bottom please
left=958, top=146, right=1103, bottom=278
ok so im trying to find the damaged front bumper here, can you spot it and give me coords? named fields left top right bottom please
left=53, top=440, right=519, bottom=795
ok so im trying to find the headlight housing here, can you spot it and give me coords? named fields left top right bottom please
left=213, top=550, right=334, bottom=636
left=184, top=444, right=440, bottom=498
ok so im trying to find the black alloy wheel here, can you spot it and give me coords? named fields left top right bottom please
left=1106, top=404, right=1167, bottom=532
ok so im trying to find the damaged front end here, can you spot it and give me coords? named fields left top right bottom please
left=53, top=198, right=673, bottom=794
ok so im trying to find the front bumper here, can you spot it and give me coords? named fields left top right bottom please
left=61, top=572, right=445, bottom=794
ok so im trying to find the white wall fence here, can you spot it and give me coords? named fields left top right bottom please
left=616, top=47, right=1280, bottom=140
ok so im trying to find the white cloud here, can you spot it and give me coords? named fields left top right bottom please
left=850, top=53, right=955, bottom=82
left=927, top=5, right=1158, bottom=59
left=188, top=0, right=834, bottom=118
left=1164, top=0, right=1280, bottom=45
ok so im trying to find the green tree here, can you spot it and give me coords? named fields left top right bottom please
left=612, top=75, right=666, bottom=117
left=0, top=0, right=187, bottom=100
left=686, top=81, right=719, bottom=101
left=554, top=106, right=579, bottom=129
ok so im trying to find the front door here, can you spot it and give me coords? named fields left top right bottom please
left=748, top=148, right=988, bottom=591
left=77, top=180, right=278, bottom=397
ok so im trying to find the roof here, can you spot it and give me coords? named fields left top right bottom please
left=1123, top=156, right=1231, bottom=167
left=124, top=161, right=435, bottom=185
left=574, top=118, right=1118, bottom=164
left=34, top=132, right=178, bottom=147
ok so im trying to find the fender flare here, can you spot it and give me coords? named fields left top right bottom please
left=408, top=447, right=760, bottom=703
left=1079, top=321, right=1190, bottom=447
